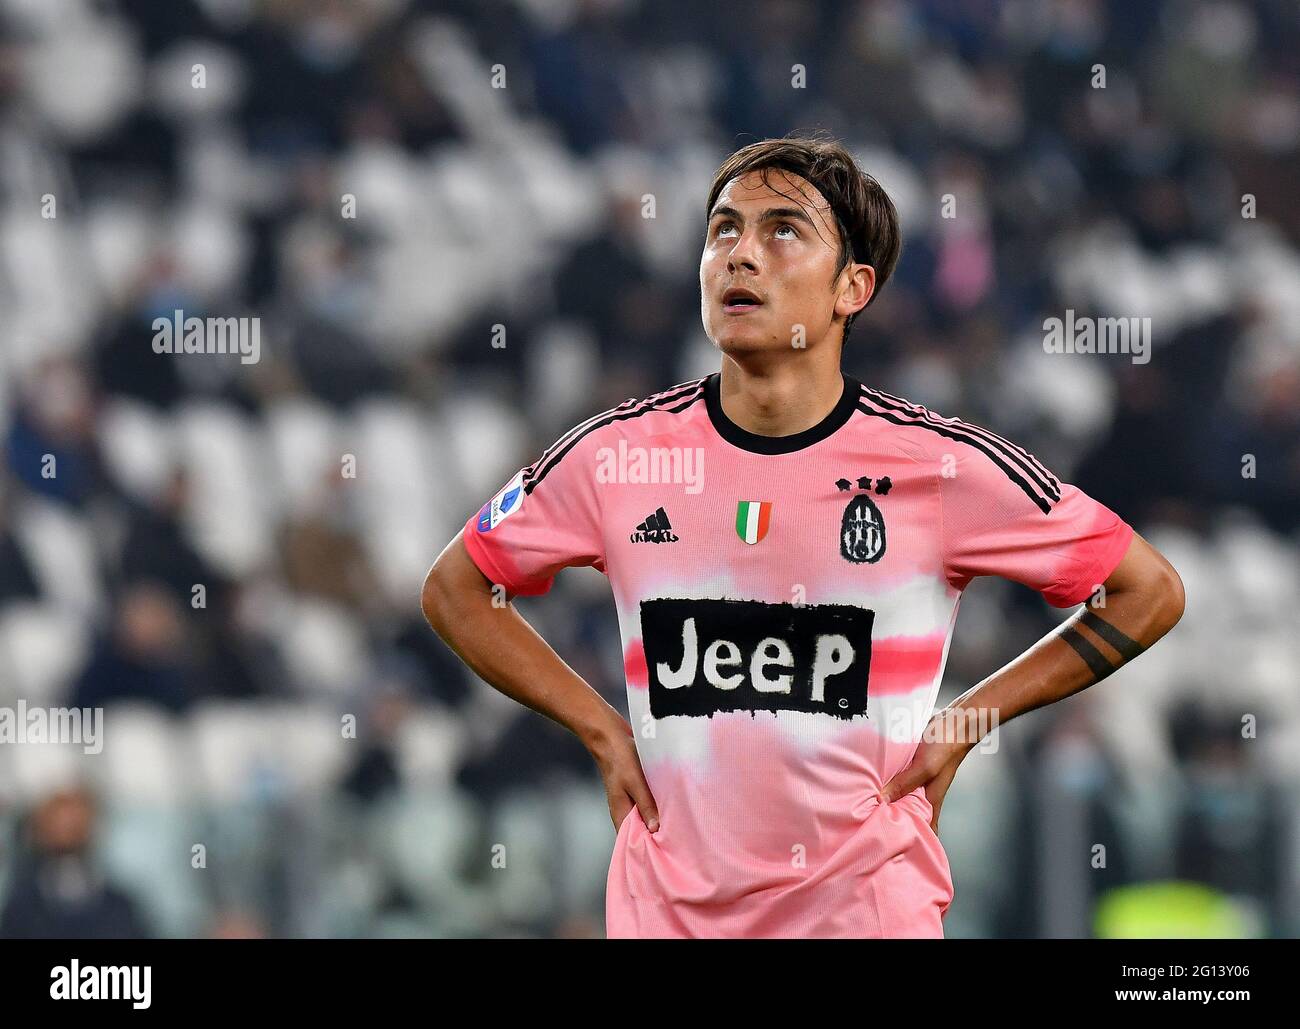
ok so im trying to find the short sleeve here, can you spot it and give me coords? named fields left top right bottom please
left=939, top=440, right=1134, bottom=608
left=461, top=427, right=606, bottom=597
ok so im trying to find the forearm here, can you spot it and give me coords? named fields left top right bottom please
left=939, top=577, right=1183, bottom=748
left=421, top=536, right=625, bottom=750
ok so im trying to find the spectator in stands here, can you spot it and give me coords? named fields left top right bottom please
left=4, top=358, right=109, bottom=511
left=0, top=787, right=150, bottom=939
left=70, top=581, right=196, bottom=713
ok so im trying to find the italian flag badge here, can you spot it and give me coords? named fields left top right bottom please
left=735, top=500, right=773, bottom=545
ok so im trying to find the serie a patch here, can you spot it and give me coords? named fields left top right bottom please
left=476, top=470, right=526, bottom=532
left=640, top=597, right=874, bottom=720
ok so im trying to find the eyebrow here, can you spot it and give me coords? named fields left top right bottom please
left=707, top=205, right=818, bottom=229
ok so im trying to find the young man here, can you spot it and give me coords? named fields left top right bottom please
left=422, top=137, right=1185, bottom=938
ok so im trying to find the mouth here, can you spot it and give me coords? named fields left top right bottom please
left=721, top=287, right=764, bottom=315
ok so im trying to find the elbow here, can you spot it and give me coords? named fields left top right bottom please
left=421, top=534, right=497, bottom=636
left=420, top=563, right=453, bottom=635
left=1152, top=559, right=1186, bottom=636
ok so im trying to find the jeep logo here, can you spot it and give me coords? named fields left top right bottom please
left=640, top=598, right=874, bottom=720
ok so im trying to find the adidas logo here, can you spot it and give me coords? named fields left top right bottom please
left=631, top=507, right=679, bottom=544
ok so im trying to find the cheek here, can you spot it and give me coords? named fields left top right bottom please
left=699, top=259, right=716, bottom=322
left=784, top=264, right=836, bottom=318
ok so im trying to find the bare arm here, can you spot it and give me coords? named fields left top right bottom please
left=881, top=531, right=1185, bottom=826
left=421, top=532, right=660, bottom=832
left=944, top=530, right=1184, bottom=731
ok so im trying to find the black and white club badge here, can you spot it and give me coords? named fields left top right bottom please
left=835, top=475, right=891, bottom=564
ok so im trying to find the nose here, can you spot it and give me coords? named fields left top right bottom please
left=726, top=228, right=761, bottom=275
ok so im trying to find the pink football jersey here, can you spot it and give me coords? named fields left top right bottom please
left=462, top=372, right=1134, bottom=938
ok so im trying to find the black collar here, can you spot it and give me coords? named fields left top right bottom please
left=704, top=371, right=861, bottom=455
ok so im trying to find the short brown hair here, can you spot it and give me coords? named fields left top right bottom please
left=705, top=134, right=902, bottom=342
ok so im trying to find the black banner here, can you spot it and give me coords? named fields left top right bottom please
left=641, top=597, right=874, bottom=719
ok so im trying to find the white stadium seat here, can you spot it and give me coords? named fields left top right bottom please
left=0, top=601, right=89, bottom=708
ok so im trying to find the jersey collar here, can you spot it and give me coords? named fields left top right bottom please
left=704, top=370, right=861, bottom=455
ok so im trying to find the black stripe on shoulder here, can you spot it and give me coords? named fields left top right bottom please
left=521, top=394, right=653, bottom=483
left=523, top=380, right=706, bottom=494
left=521, top=379, right=703, bottom=485
left=859, top=387, right=1061, bottom=503
left=864, top=386, right=1061, bottom=496
left=855, top=398, right=1053, bottom=515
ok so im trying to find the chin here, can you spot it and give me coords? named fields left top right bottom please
left=707, top=322, right=784, bottom=355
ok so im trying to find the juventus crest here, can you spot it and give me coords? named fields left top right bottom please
left=836, top=475, right=890, bottom=564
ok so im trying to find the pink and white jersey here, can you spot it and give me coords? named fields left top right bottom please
left=461, top=372, right=1134, bottom=938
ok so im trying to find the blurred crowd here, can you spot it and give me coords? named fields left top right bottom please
left=0, top=0, right=1298, bottom=937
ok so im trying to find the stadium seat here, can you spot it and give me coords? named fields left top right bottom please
left=10, top=497, right=104, bottom=619
left=392, top=707, right=465, bottom=789
left=100, top=804, right=207, bottom=938
left=187, top=701, right=288, bottom=806
left=440, top=389, right=528, bottom=503
left=263, top=702, right=352, bottom=795
left=174, top=402, right=272, bottom=577
left=92, top=703, right=190, bottom=807
left=348, top=399, right=448, bottom=606
left=277, top=598, right=370, bottom=698
left=0, top=601, right=89, bottom=709
left=96, top=398, right=178, bottom=504
left=374, top=786, right=488, bottom=933
left=263, top=399, right=342, bottom=520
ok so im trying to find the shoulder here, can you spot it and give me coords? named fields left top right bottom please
left=521, top=377, right=709, bottom=495
left=852, top=382, right=1062, bottom=513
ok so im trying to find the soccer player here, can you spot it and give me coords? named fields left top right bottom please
left=421, top=136, right=1185, bottom=938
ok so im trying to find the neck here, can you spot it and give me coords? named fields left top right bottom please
left=717, top=350, right=845, bottom=438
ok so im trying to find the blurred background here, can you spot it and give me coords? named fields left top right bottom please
left=0, top=0, right=1298, bottom=939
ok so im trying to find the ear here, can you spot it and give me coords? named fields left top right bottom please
left=835, top=263, right=876, bottom=321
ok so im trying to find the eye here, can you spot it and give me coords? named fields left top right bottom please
left=774, top=222, right=798, bottom=239
left=714, top=220, right=738, bottom=238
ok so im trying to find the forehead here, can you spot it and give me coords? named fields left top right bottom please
left=712, top=168, right=833, bottom=218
